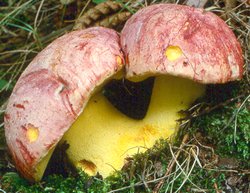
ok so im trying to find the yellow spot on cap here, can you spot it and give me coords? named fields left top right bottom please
left=165, top=45, right=183, bottom=61
left=27, top=126, right=39, bottom=143
left=116, top=56, right=123, bottom=67
left=77, top=159, right=97, bottom=176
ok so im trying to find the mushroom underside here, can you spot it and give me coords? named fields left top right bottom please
left=35, top=75, right=205, bottom=179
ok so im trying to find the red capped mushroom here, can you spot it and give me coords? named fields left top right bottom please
left=121, top=4, right=243, bottom=83
left=4, top=27, right=124, bottom=181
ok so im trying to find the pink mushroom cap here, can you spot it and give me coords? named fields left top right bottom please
left=121, top=4, right=243, bottom=83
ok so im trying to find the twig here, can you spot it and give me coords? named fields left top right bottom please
left=0, top=49, right=38, bottom=55
left=34, top=0, right=44, bottom=29
left=219, top=94, right=250, bottom=141
left=0, top=101, right=8, bottom=113
left=77, top=0, right=92, bottom=19
left=205, top=168, right=239, bottom=173
left=192, top=134, right=215, bottom=155
left=213, top=182, right=221, bottom=193
left=0, top=188, right=6, bottom=193
left=153, top=134, right=189, bottom=193
left=233, top=94, right=250, bottom=143
left=178, top=94, right=246, bottom=121
left=171, top=145, right=204, bottom=193
left=107, top=174, right=173, bottom=193
left=108, top=159, right=190, bottom=193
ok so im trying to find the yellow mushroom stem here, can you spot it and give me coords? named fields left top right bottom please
left=62, top=75, right=204, bottom=176
left=35, top=75, right=205, bottom=179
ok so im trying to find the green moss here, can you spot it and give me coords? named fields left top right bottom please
left=190, top=89, right=249, bottom=164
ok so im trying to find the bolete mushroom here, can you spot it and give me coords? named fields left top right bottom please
left=61, top=4, right=243, bottom=178
left=4, top=27, right=124, bottom=181
left=121, top=4, right=243, bottom=83
left=4, top=4, right=243, bottom=182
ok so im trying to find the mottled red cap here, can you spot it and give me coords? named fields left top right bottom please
left=4, top=27, right=124, bottom=181
left=121, top=4, right=243, bottom=83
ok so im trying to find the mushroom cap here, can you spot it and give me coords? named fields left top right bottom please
left=121, top=4, right=243, bottom=84
left=4, top=27, right=124, bottom=181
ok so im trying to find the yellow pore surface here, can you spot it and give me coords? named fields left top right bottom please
left=61, top=75, right=205, bottom=177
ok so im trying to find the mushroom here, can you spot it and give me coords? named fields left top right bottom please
left=4, top=27, right=124, bottom=181
left=4, top=4, right=243, bottom=182
left=61, top=4, right=243, bottom=178
left=121, top=4, right=243, bottom=83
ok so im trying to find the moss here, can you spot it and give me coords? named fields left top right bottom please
left=189, top=81, right=250, bottom=165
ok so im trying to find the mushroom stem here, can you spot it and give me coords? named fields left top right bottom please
left=59, top=75, right=205, bottom=177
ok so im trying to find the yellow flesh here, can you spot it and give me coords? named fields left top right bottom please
left=35, top=147, right=54, bottom=181
left=61, top=75, right=205, bottom=177
left=34, top=76, right=204, bottom=180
